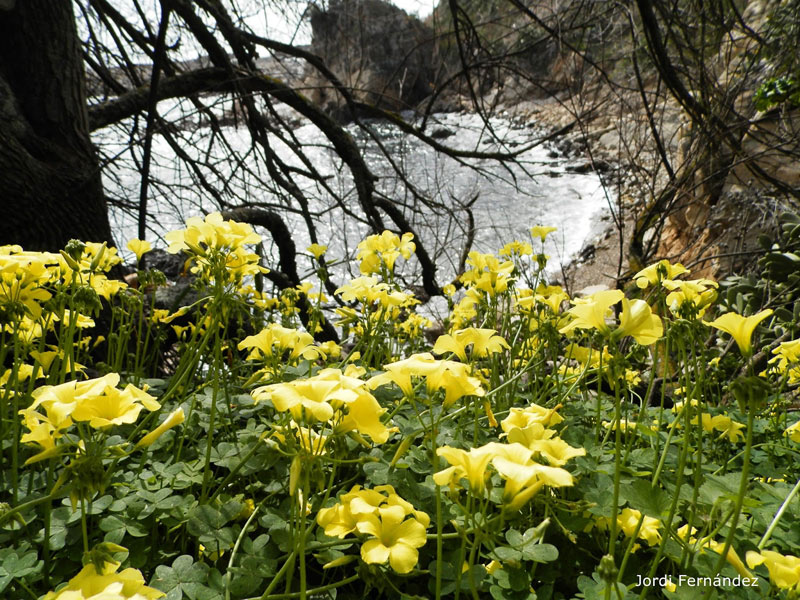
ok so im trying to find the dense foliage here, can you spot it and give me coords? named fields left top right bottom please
left=1, top=214, right=799, bottom=599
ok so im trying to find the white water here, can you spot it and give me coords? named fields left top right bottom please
left=95, top=106, right=611, bottom=284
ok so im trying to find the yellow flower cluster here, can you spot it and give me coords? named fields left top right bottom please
left=501, top=403, right=586, bottom=466
left=435, top=441, right=576, bottom=510
left=432, top=327, right=509, bottom=361
left=19, top=374, right=160, bottom=463
left=165, top=212, right=267, bottom=283
left=460, top=251, right=515, bottom=295
left=559, top=289, right=663, bottom=345
left=238, top=324, right=321, bottom=362
left=356, top=230, right=415, bottom=274
left=317, top=485, right=429, bottom=573
left=368, top=352, right=484, bottom=408
left=765, top=339, right=800, bottom=384
left=252, top=367, right=390, bottom=443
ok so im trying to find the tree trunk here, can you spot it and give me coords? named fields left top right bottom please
left=0, top=0, right=113, bottom=252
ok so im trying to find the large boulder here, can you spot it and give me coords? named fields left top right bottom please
left=306, top=0, right=436, bottom=118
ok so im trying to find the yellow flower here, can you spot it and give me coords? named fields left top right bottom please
left=499, top=241, right=532, bottom=257
left=24, top=374, right=160, bottom=433
left=616, top=298, right=663, bottom=345
left=633, top=259, right=688, bottom=289
left=530, top=225, right=557, bottom=242
left=707, top=309, right=773, bottom=355
left=356, top=231, right=415, bottom=274
left=70, top=383, right=161, bottom=429
left=533, top=283, right=569, bottom=314
left=307, top=243, right=328, bottom=259
left=356, top=505, right=427, bottom=574
left=487, top=442, right=574, bottom=510
left=433, top=328, right=509, bottom=361
left=526, top=436, right=586, bottom=467
left=368, top=353, right=484, bottom=408
left=501, top=404, right=564, bottom=431
left=784, top=420, right=800, bottom=443
left=617, top=508, right=661, bottom=547
left=460, top=251, right=514, bottom=296
left=136, top=407, right=185, bottom=448
left=254, top=369, right=390, bottom=443
left=662, top=278, right=718, bottom=318
left=127, top=239, right=152, bottom=262
left=317, top=502, right=360, bottom=538
left=42, top=559, right=164, bottom=599
left=559, top=290, right=624, bottom=336
left=434, top=445, right=495, bottom=494
left=765, top=339, right=800, bottom=384
left=746, top=550, right=800, bottom=590
left=335, top=276, right=416, bottom=308
left=238, top=324, right=319, bottom=362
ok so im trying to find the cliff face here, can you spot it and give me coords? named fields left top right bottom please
left=306, top=0, right=436, bottom=118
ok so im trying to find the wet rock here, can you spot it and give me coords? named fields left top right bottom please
left=430, top=127, right=455, bottom=139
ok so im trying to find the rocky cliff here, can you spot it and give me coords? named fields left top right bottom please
left=306, top=0, right=436, bottom=118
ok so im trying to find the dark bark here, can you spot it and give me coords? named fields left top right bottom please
left=0, top=1, right=113, bottom=251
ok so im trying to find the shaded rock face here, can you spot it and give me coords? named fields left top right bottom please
left=307, top=0, right=436, bottom=118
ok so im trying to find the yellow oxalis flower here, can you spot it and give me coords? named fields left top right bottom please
left=707, top=309, right=773, bottom=355
left=238, top=324, right=320, bottom=362
left=677, top=526, right=752, bottom=579
left=501, top=403, right=564, bottom=432
left=434, top=445, right=495, bottom=494
left=617, top=508, right=661, bottom=547
left=460, top=251, right=515, bottom=295
left=663, top=278, right=718, bottom=318
left=746, top=550, right=800, bottom=590
left=486, top=442, right=575, bottom=510
left=335, top=276, right=416, bottom=308
left=694, top=413, right=745, bottom=442
left=307, top=243, right=328, bottom=259
left=126, top=239, right=152, bottom=262
left=136, top=407, right=185, bottom=448
left=357, top=505, right=428, bottom=574
left=369, top=353, right=484, bottom=408
left=530, top=225, right=557, bottom=242
left=42, top=559, right=164, bottom=599
left=499, top=240, right=533, bottom=257
left=317, top=485, right=429, bottom=541
left=253, top=369, right=389, bottom=443
left=785, top=420, right=800, bottom=443
left=559, top=289, right=624, bottom=336
left=24, top=374, right=159, bottom=434
left=765, top=339, right=800, bottom=384
left=356, top=231, right=415, bottom=274
left=433, top=328, right=509, bottom=361
left=616, top=298, right=663, bottom=345
left=633, top=259, right=688, bottom=289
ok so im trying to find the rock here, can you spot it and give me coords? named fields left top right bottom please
left=430, top=127, right=455, bottom=139
left=142, top=248, right=184, bottom=279
left=565, top=162, right=593, bottom=174
left=306, top=0, right=437, bottom=119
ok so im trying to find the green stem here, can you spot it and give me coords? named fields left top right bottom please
left=259, top=552, right=296, bottom=600
left=250, top=575, right=358, bottom=600
left=758, top=476, right=800, bottom=550
left=225, top=506, right=261, bottom=600
left=703, top=408, right=755, bottom=599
